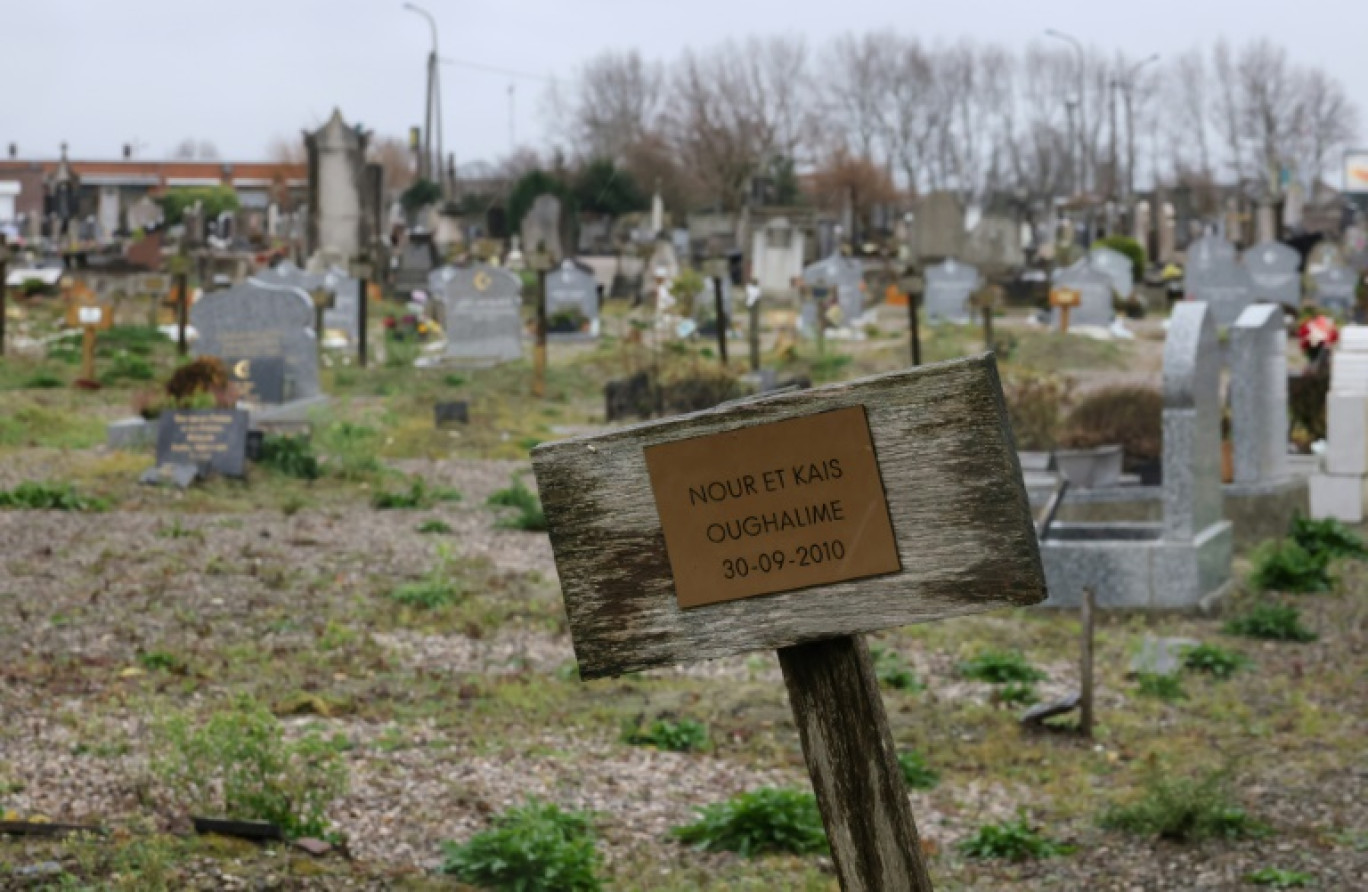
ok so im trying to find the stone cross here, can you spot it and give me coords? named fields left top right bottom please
left=1230, top=304, right=1289, bottom=485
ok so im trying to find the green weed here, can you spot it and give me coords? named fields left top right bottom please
left=1289, top=514, right=1368, bottom=560
left=1181, top=643, right=1250, bottom=680
left=258, top=435, right=321, bottom=480
left=958, top=812, right=1072, bottom=860
left=1101, top=765, right=1264, bottom=842
left=487, top=476, right=547, bottom=531
left=152, top=696, right=347, bottom=838
left=870, top=645, right=923, bottom=691
left=317, top=421, right=382, bottom=480
left=622, top=718, right=710, bottom=753
left=101, top=351, right=156, bottom=384
left=1224, top=602, right=1317, bottom=642
left=996, top=681, right=1041, bottom=706
left=1246, top=867, right=1314, bottom=888
left=137, top=650, right=184, bottom=673
left=897, top=751, right=939, bottom=790
left=21, top=371, right=65, bottom=389
left=372, top=475, right=462, bottom=509
left=417, top=519, right=453, bottom=534
left=441, top=799, right=602, bottom=892
left=1134, top=673, right=1187, bottom=701
left=0, top=481, right=108, bottom=511
left=388, top=544, right=463, bottom=609
left=958, top=649, right=1046, bottom=684
left=671, top=788, right=828, bottom=857
left=1248, top=540, right=1331, bottom=593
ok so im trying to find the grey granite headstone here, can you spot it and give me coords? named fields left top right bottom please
left=1052, top=263, right=1115, bottom=328
left=545, top=259, right=599, bottom=335
left=317, top=268, right=361, bottom=342
left=1242, top=242, right=1301, bottom=308
left=802, top=253, right=864, bottom=327
left=1313, top=265, right=1358, bottom=315
left=1163, top=301, right=1222, bottom=540
left=439, top=264, right=523, bottom=364
left=1186, top=235, right=1252, bottom=327
left=520, top=194, right=564, bottom=260
left=1230, top=304, right=1289, bottom=485
left=193, top=280, right=319, bottom=402
left=924, top=258, right=981, bottom=323
left=1089, top=246, right=1134, bottom=299
left=154, top=408, right=249, bottom=478
left=226, top=356, right=286, bottom=405
left=693, top=277, right=733, bottom=329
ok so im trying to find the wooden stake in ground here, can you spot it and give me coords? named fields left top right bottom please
left=533, top=268, right=548, bottom=398
left=0, top=235, right=8, bottom=357
left=907, top=287, right=921, bottom=367
left=76, top=306, right=104, bottom=382
left=533, top=358, right=1045, bottom=891
left=357, top=277, right=369, bottom=369
left=748, top=296, right=761, bottom=372
left=1050, top=287, right=1081, bottom=335
left=1080, top=587, right=1096, bottom=739
left=712, top=275, right=728, bottom=367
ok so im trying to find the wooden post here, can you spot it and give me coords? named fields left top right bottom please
left=357, top=277, right=369, bottom=369
left=533, top=268, right=548, bottom=398
left=982, top=305, right=994, bottom=353
left=748, top=300, right=761, bottom=372
left=1080, top=587, right=1095, bottom=739
left=1060, top=305, right=1072, bottom=335
left=175, top=271, right=189, bottom=357
left=779, top=636, right=933, bottom=892
left=712, top=275, right=728, bottom=367
left=80, top=323, right=96, bottom=382
left=907, top=289, right=921, bottom=367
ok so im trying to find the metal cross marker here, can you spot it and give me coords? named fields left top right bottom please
left=533, top=357, right=1046, bottom=891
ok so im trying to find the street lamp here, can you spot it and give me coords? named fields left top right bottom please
left=403, top=3, right=442, bottom=189
left=1119, top=54, right=1160, bottom=201
left=1045, top=29, right=1087, bottom=196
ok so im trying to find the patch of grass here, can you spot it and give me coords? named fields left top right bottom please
left=622, top=718, right=710, bottom=753
left=441, top=799, right=602, bottom=892
left=137, top=650, right=185, bottom=673
left=0, top=480, right=108, bottom=511
left=1248, top=539, right=1331, bottom=593
left=1134, top=673, right=1186, bottom=702
left=958, top=812, right=1073, bottom=860
left=101, top=351, right=157, bottom=384
left=417, top=518, right=453, bottom=534
left=809, top=351, right=853, bottom=383
left=869, top=645, right=923, bottom=692
left=1246, top=867, right=1314, bottom=888
left=671, top=787, right=828, bottom=857
left=996, top=681, right=1041, bottom=706
left=258, top=434, right=321, bottom=481
left=152, top=695, right=348, bottom=839
left=388, top=544, right=463, bottom=609
left=317, top=421, right=382, bottom=480
left=487, top=476, right=547, bottom=531
left=1181, top=643, right=1250, bottom=680
left=22, top=371, right=65, bottom=389
left=0, top=403, right=105, bottom=449
left=1289, top=514, right=1368, bottom=560
left=958, top=649, right=1046, bottom=684
left=1101, top=765, right=1264, bottom=842
left=442, top=373, right=466, bottom=387
left=372, top=475, right=462, bottom=509
left=1224, top=602, right=1318, bottom=642
left=896, top=750, right=939, bottom=790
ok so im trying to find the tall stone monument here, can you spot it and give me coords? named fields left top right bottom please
left=304, top=109, right=377, bottom=264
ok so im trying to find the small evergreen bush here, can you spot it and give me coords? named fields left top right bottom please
left=1248, top=540, right=1331, bottom=593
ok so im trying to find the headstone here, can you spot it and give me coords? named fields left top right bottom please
left=1186, top=234, right=1252, bottom=327
left=304, top=109, right=370, bottom=263
left=1230, top=304, right=1289, bottom=485
left=192, top=280, right=320, bottom=403
left=1313, top=265, right=1358, bottom=316
left=1051, top=264, right=1114, bottom=328
left=434, top=401, right=470, bottom=427
left=1242, top=242, right=1301, bottom=308
left=802, top=253, right=865, bottom=328
left=318, top=268, right=360, bottom=342
left=647, top=238, right=679, bottom=284
left=520, top=194, right=564, bottom=260
left=751, top=218, right=805, bottom=296
left=923, top=259, right=982, bottom=323
left=395, top=234, right=438, bottom=297
left=545, top=259, right=599, bottom=336
left=1129, top=636, right=1200, bottom=677
left=154, top=408, right=249, bottom=478
left=1163, top=302, right=1223, bottom=540
left=1089, top=246, right=1134, bottom=299
left=439, top=264, right=523, bottom=364
left=1310, top=325, right=1368, bottom=521
left=227, top=356, right=286, bottom=405
left=912, top=191, right=965, bottom=261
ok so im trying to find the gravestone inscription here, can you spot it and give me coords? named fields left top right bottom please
left=155, top=408, right=249, bottom=478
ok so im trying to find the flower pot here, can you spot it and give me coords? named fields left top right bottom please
left=1054, top=445, right=1123, bottom=489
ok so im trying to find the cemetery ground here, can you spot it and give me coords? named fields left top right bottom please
left=0, top=302, right=1365, bottom=890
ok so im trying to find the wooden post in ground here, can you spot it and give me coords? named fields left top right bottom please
left=712, top=275, right=728, bottom=367
left=748, top=299, right=761, bottom=372
left=1080, top=587, right=1096, bottom=739
left=982, top=305, right=995, bottom=353
left=533, top=268, right=548, bottom=398
left=80, top=322, right=96, bottom=381
left=907, top=290, right=921, bottom=367
left=779, top=636, right=934, bottom=891
left=0, top=235, right=8, bottom=357
left=357, top=277, right=369, bottom=369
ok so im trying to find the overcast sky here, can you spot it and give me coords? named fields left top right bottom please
left=7, top=0, right=1365, bottom=168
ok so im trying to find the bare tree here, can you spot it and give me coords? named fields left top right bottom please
left=563, top=50, right=665, bottom=162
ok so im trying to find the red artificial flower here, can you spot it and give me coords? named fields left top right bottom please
left=1298, top=315, right=1339, bottom=354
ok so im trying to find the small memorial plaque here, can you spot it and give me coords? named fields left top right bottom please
left=155, top=409, right=249, bottom=478
left=434, top=401, right=470, bottom=427
left=644, top=406, right=901, bottom=609
left=1049, top=288, right=1081, bottom=308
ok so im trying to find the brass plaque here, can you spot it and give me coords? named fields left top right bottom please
left=645, top=406, right=901, bottom=609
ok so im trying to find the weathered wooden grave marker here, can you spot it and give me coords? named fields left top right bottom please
left=532, top=355, right=1046, bottom=891
left=1049, top=287, right=1081, bottom=334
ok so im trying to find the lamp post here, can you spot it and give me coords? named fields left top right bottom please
left=1046, top=29, right=1087, bottom=196
left=403, top=3, right=442, bottom=189
left=1120, top=54, right=1160, bottom=202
